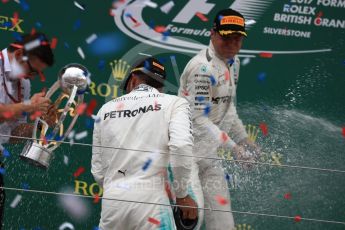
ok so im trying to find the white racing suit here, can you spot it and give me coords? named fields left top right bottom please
left=178, top=42, right=248, bottom=230
left=92, top=84, right=193, bottom=230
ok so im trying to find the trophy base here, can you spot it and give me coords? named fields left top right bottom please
left=20, top=141, right=52, bottom=169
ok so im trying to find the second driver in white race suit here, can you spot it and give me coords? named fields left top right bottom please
left=178, top=9, right=260, bottom=230
left=92, top=57, right=197, bottom=230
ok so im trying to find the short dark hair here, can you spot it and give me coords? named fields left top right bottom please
left=8, top=32, right=54, bottom=66
left=134, top=73, right=164, bottom=89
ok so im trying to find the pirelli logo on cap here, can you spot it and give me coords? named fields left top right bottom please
left=220, top=16, right=244, bottom=27
left=153, top=61, right=165, bottom=70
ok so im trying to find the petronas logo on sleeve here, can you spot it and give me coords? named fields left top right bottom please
left=110, top=59, right=131, bottom=81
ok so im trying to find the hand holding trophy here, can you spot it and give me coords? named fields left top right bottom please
left=20, top=63, right=90, bottom=169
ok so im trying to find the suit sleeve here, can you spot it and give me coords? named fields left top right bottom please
left=178, top=61, right=236, bottom=154
left=91, top=107, right=105, bottom=187
left=168, top=98, right=193, bottom=198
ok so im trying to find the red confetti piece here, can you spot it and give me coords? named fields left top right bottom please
left=215, top=195, right=228, bottom=205
left=294, top=215, right=302, bottom=222
left=165, top=182, right=174, bottom=200
left=182, top=89, right=189, bottom=96
left=30, top=111, right=42, bottom=120
left=38, top=71, right=45, bottom=82
left=13, top=12, right=19, bottom=25
left=342, top=127, right=345, bottom=137
left=30, top=28, right=36, bottom=35
left=284, top=192, right=292, bottom=200
left=224, top=70, right=230, bottom=81
left=195, top=12, right=208, bottom=22
left=154, top=26, right=166, bottom=33
left=76, top=103, right=87, bottom=115
left=259, top=123, right=268, bottom=136
left=73, top=166, right=85, bottom=178
left=42, top=136, right=48, bottom=145
left=109, top=8, right=116, bottom=16
left=93, top=194, right=100, bottom=203
left=316, top=11, right=323, bottom=17
left=86, top=99, right=97, bottom=116
left=148, top=217, right=160, bottom=225
left=259, top=52, right=273, bottom=58
left=2, top=111, right=14, bottom=119
left=50, top=37, right=58, bottom=49
left=220, top=131, right=229, bottom=143
left=2, top=0, right=10, bottom=4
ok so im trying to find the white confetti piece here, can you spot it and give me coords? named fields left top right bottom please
left=75, top=131, right=88, bottom=140
left=241, top=57, right=251, bottom=66
left=13, top=0, right=20, bottom=4
left=77, top=47, right=85, bottom=59
left=64, top=155, right=69, bottom=165
left=138, top=52, right=152, bottom=57
left=24, top=39, right=41, bottom=51
left=68, top=130, right=75, bottom=140
left=245, top=19, right=256, bottom=26
left=86, top=33, right=97, bottom=44
left=74, top=1, right=85, bottom=10
left=91, top=114, right=101, bottom=123
left=70, top=139, right=75, bottom=146
left=144, top=0, right=157, bottom=8
left=160, top=1, right=174, bottom=14
left=59, top=222, right=75, bottom=230
left=10, top=194, right=22, bottom=208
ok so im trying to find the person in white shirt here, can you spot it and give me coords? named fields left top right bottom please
left=92, top=57, right=197, bottom=230
left=178, top=9, right=260, bottom=230
left=0, top=32, right=55, bottom=229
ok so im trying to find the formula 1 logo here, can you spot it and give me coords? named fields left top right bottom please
left=112, top=0, right=333, bottom=56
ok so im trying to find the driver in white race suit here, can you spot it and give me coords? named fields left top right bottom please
left=92, top=57, right=197, bottom=230
left=178, top=9, right=260, bottom=230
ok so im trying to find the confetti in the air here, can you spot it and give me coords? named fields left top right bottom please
left=74, top=1, right=85, bottom=10
left=10, top=194, right=22, bottom=208
left=38, top=71, right=46, bottom=82
left=259, top=52, right=273, bottom=58
left=86, top=34, right=98, bottom=44
left=210, top=75, right=216, bottom=85
left=77, top=47, right=85, bottom=59
left=148, top=217, right=160, bottom=225
left=245, top=19, right=256, bottom=25
left=284, top=192, right=292, bottom=200
left=242, top=57, right=251, bottom=66
left=1, top=0, right=10, bottom=4
left=125, top=13, right=140, bottom=27
left=24, top=38, right=41, bottom=51
left=73, top=19, right=81, bottom=30
left=21, top=182, right=29, bottom=190
left=257, top=72, right=267, bottom=82
left=76, top=103, right=87, bottom=115
left=342, top=127, right=345, bottom=137
left=64, top=155, right=69, bottom=165
left=59, top=222, right=75, bottom=230
left=294, top=215, right=302, bottom=222
left=196, top=96, right=205, bottom=102
left=224, top=70, right=230, bottom=81
left=142, top=158, right=152, bottom=171
left=259, top=123, right=268, bottom=136
left=220, top=131, right=229, bottom=143
left=50, top=37, right=58, bottom=49
left=91, top=114, right=101, bottom=123
left=86, top=99, right=97, bottom=116
left=30, top=111, right=42, bottom=120
left=75, top=131, right=88, bottom=140
left=203, top=103, right=211, bottom=116
left=97, top=60, right=105, bottom=70
left=160, top=1, right=174, bottom=14
left=215, top=195, right=228, bottom=205
left=143, top=0, right=157, bottom=8
left=73, top=167, right=85, bottom=178
left=0, top=167, right=5, bottom=175
left=93, top=194, right=100, bottom=203
left=2, top=111, right=14, bottom=119
left=19, top=0, right=30, bottom=11
left=195, top=12, right=208, bottom=22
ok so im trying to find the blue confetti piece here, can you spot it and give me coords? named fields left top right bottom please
left=64, top=42, right=70, bottom=49
left=228, top=59, right=234, bottom=65
left=144, top=60, right=150, bottom=70
left=2, top=149, right=10, bottom=158
left=0, top=168, right=6, bottom=175
left=45, top=133, right=54, bottom=141
left=3, top=21, right=12, bottom=28
left=196, top=96, right=205, bottom=102
left=93, top=227, right=100, bottom=230
left=218, top=15, right=224, bottom=21
left=125, top=13, right=132, bottom=18
left=85, top=118, right=94, bottom=129
left=54, top=135, right=63, bottom=141
left=88, top=33, right=124, bottom=56
left=13, top=32, right=22, bottom=42
left=225, top=173, right=230, bottom=182
left=98, top=60, right=105, bottom=70
left=148, top=20, right=155, bottom=30
left=73, top=19, right=81, bottom=30
left=257, top=72, right=267, bottom=82
left=35, top=21, right=42, bottom=28
left=342, top=60, right=345, bottom=65
left=158, top=57, right=167, bottom=63
left=162, top=30, right=170, bottom=41
left=203, top=104, right=211, bottom=116
left=142, top=158, right=152, bottom=171
left=20, top=0, right=30, bottom=11
left=21, top=182, right=29, bottom=190
left=210, top=75, right=216, bottom=86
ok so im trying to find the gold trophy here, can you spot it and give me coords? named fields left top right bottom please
left=20, top=63, right=90, bottom=169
